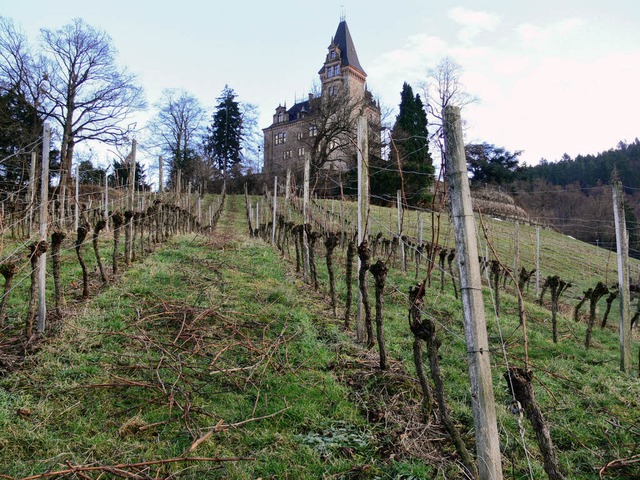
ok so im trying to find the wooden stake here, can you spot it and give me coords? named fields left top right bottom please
left=397, top=189, right=405, bottom=272
left=272, top=176, right=278, bottom=244
left=444, top=106, right=503, bottom=480
left=37, top=123, right=50, bottom=333
left=535, top=227, right=540, bottom=300
left=303, top=154, right=311, bottom=280
left=356, top=114, right=369, bottom=342
left=612, top=181, right=632, bottom=373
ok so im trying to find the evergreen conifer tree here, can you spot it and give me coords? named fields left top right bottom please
left=205, top=85, right=243, bottom=177
left=390, top=82, right=434, bottom=205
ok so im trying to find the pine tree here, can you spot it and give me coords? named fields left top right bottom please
left=205, top=85, right=243, bottom=177
left=390, top=82, right=434, bottom=205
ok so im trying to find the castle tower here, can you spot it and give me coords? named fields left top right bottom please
left=262, top=19, right=379, bottom=176
left=319, top=20, right=367, bottom=103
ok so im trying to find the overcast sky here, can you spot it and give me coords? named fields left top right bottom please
left=3, top=0, right=640, bottom=171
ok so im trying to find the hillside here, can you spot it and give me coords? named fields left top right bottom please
left=0, top=194, right=639, bottom=479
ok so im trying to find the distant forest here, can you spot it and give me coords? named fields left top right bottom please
left=478, top=139, right=640, bottom=258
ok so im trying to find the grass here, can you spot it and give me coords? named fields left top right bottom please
left=251, top=193, right=640, bottom=478
left=0, top=193, right=639, bottom=478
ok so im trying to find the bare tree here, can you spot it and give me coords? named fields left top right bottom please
left=423, top=56, right=477, bottom=168
left=239, top=102, right=262, bottom=174
left=38, top=18, right=145, bottom=191
left=0, top=17, right=47, bottom=106
left=298, top=86, right=381, bottom=192
left=147, top=88, right=206, bottom=189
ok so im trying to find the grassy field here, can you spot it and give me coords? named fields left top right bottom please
left=0, top=194, right=639, bottom=479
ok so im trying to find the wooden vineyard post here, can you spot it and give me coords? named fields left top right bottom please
left=74, top=163, right=79, bottom=232
left=303, top=154, right=311, bottom=280
left=612, top=181, right=631, bottom=373
left=444, top=106, right=503, bottom=480
left=27, top=151, right=37, bottom=237
left=104, top=168, right=109, bottom=232
left=272, top=176, right=278, bottom=244
left=536, top=226, right=540, bottom=300
left=356, top=114, right=369, bottom=343
left=127, top=140, right=137, bottom=265
left=416, top=212, right=423, bottom=280
left=513, top=221, right=519, bottom=278
left=285, top=169, right=291, bottom=221
left=158, top=156, right=164, bottom=194
left=397, top=189, right=406, bottom=272
left=37, top=123, right=50, bottom=333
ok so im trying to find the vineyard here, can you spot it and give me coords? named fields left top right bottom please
left=1, top=119, right=640, bottom=479
left=0, top=182, right=638, bottom=479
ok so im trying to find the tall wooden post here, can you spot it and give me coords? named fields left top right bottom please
left=255, top=202, right=259, bottom=232
left=27, top=151, right=37, bottom=237
left=303, top=154, right=311, bottom=279
left=397, top=189, right=405, bottom=272
left=74, top=163, right=79, bottom=232
left=536, top=227, right=540, bottom=300
left=612, top=181, right=631, bottom=373
left=127, top=140, right=137, bottom=265
left=513, top=221, right=519, bottom=277
left=272, top=176, right=278, bottom=244
left=37, top=123, right=50, bottom=333
left=285, top=169, right=291, bottom=222
left=158, top=156, right=164, bottom=194
left=104, top=168, right=109, bottom=232
left=129, top=139, right=137, bottom=210
left=356, top=114, right=369, bottom=342
left=444, top=106, right=503, bottom=480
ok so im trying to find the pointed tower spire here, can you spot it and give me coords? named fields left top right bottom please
left=332, top=19, right=365, bottom=76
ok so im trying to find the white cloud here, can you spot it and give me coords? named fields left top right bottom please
left=516, top=17, right=585, bottom=49
left=448, top=6, right=501, bottom=42
left=465, top=51, right=640, bottom=164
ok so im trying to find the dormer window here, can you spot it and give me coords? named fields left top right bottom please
left=277, top=112, right=284, bottom=123
left=330, top=50, right=336, bottom=59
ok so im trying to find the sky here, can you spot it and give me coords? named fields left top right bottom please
left=3, top=0, right=640, bottom=174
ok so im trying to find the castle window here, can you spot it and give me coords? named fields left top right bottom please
left=277, top=112, right=284, bottom=123
left=275, top=132, right=287, bottom=145
left=327, top=67, right=333, bottom=78
left=283, top=150, right=292, bottom=160
left=297, top=132, right=304, bottom=140
left=309, top=125, right=318, bottom=137
left=298, top=147, right=305, bottom=156
left=334, top=65, right=340, bottom=76
left=329, top=85, right=337, bottom=96
left=330, top=50, right=336, bottom=59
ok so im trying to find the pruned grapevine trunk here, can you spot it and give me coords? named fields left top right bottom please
left=93, top=220, right=108, bottom=284
left=0, top=262, right=17, bottom=326
left=51, top=231, right=66, bottom=316
left=370, top=260, right=388, bottom=370
left=357, top=240, right=374, bottom=348
left=75, top=223, right=90, bottom=300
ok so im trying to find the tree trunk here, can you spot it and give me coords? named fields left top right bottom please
left=370, top=260, right=388, bottom=370
left=325, top=233, right=339, bottom=318
left=51, top=231, right=66, bottom=316
left=25, top=241, right=48, bottom=337
left=505, top=367, right=565, bottom=480
left=357, top=240, right=374, bottom=348
left=93, top=220, right=108, bottom=284
left=344, top=239, right=355, bottom=329
left=75, top=224, right=90, bottom=300
left=0, top=262, right=17, bottom=326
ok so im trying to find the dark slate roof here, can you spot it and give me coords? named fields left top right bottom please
left=287, top=100, right=311, bottom=121
left=319, top=20, right=366, bottom=76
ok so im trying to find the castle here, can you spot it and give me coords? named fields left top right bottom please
left=262, top=19, right=380, bottom=178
